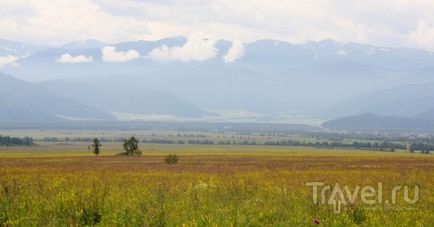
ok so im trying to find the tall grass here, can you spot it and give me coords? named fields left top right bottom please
left=0, top=150, right=433, bottom=226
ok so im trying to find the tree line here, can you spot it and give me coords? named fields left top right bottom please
left=141, top=138, right=407, bottom=151
left=140, top=138, right=432, bottom=153
left=0, top=135, right=33, bottom=146
left=409, top=143, right=434, bottom=154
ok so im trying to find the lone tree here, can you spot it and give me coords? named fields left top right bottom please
left=91, top=138, right=102, bottom=156
left=123, top=137, right=141, bottom=156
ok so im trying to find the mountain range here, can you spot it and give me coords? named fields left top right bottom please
left=3, top=37, right=434, bottom=80
left=2, top=37, right=434, bottom=128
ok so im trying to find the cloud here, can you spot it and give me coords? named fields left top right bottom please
left=223, top=41, right=245, bottom=63
left=410, top=21, right=434, bottom=50
left=148, top=34, right=218, bottom=62
left=56, top=53, right=93, bottom=63
left=2, top=0, right=434, bottom=50
left=0, top=0, right=150, bottom=45
left=101, top=46, right=140, bottom=63
left=0, top=55, right=18, bottom=67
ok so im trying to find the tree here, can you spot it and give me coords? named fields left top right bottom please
left=123, top=137, right=141, bottom=156
left=91, top=138, right=102, bottom=156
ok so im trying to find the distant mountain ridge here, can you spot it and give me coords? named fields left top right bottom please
left=1, top=37, right=434, bottom=76
left=323, top=113, right=434, bottom=132
left=61, top=39, right=107, bottom=49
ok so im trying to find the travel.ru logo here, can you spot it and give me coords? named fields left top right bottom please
left=306, top=182, right=419, bottom=214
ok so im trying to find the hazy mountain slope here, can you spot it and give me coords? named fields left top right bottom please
left=111, top=66, right=286, bottom=114
left=0, top=99, right=58, bottom=122
left=414, top=109, right=434, bottom=120
left=38, top=61, right=433, bottom=118
left=327, top=82, right=434, bottom=118
left=0, top=73, right=114, bottom=121
left=86, top=61, right=413, bottom=115
left=39, top=79, right=211, bottom=118
left=322, top=113, right=434, bottom=131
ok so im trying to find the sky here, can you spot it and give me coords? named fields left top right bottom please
left=1, top=0, right=434, bottom=50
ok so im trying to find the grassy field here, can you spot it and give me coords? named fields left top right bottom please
left=1, top=143, right=433, bottom=226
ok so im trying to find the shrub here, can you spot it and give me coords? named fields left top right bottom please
left=164, top=154, right=179, bottom=165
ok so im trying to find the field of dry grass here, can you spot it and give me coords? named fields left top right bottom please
left=1, top=143, right=433, bottom=226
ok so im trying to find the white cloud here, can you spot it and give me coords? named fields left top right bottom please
left=0, top=55, right=18, bottom=67
left=2, top=1, right=434, bottom=50
left=101, top=46, right=140, bottom=63
left=0, top=0, right=150, bottom=45
left=223, top=41, right=245, bottom=63
left=56, top=53, right=93, bottom=63
left=148, top=34, right=218, bottom=62
left=410, top=21, right=434, bottom=50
